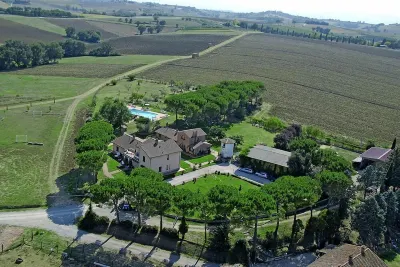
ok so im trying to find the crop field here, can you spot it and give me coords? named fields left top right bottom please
left=44, top=18, right=119, bottom=39
left=101, top=34, right=232, bottom=55
left=0, top=15, right=66, bottom=35
left=140, top=34, right=400, bottom=142
left=0, top=18, right=65, bottom=44
left=85, top=20, right=139, bottom=37
left=0, top=101, right=72, bottom=208
left=0, top=75, right=102, bottom=106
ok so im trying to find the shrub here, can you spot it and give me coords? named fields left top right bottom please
left=127, top=74, right=136, bottom=81
left=119, top=220, right=138, bottom=231
left=141, top=225, right=158, bottom=234
left=263, top=117, right=286, bottom=132
left=160, top=228, right=179, bottom=239
left=78, top=206, right=109, bottom=232
left=111, top=79, right=117, bottom=86
left=229, top=239, right=249, bottom=265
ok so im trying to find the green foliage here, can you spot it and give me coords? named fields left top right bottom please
left=97, top=98, right=131, bottom=130
left=357, top=165, right=386, bottom=198
left=313, top=148, right=352, bottom=172
left=288, top=151, right=312, bottom=176
left=262, top=116, right=286, bottom=132
left=303, top=125, right=325, bottom=139
left=60, top=39, right=86, bottom=57
left=240, top=189, right=275, bottom=217
left=178, top=216, right=189, bottom=239
left=65, top=26, right=75, bottom=38
left=160, top=228, right=179, bottom=239
left=75, top=121, right=114, bottom=145
left=71, top=28, right=101, bottom=43
left=0, top=40, right=63, bottom=70
left=76, top=150, right=107, bottom=174
left=173, top=189, right=199, bottom=218
left=78, top=205, right=110, bottom=233
left=127, top=74, right=136, bottom=81
left=138, top=25, right=146, bottom=35
left=229, top=239, right=249, bottom=265
left=316, top=171, right=353, bottom=203
left=208, top=185, right=239, bottom=218
left=89, top=43, right=116, bottom=57
left=228, top=135, right=244, bottom=146
left=209, top=222, right=231, bottom=252
left=4, top=6, right=78, bottom=18
left=289, top=138, right=318, bottom=154
left=352, top=197, right=386, bottom=250
left=208, top=126, right=226, bottom=142
left=76, top=138, right=107, bottom=153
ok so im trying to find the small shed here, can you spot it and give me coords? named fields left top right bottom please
left=220, top=138, right=235, bottom=158
left=192, top=53, right=199, bottom=59
left=355, top=147, right=392, bottom=169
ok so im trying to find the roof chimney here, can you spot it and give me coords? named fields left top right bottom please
left=361, top=246, right=366, bottom=256
left=348, top=255, right=354, bottom=265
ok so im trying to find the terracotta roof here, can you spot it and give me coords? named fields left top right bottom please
left=155, top=127, right=179, bottom=141
left=360, top=147, right=392, bottom=162
left=140, top=138, right=182, bottom=158
left=309, top=244, right=387, bottom=267
left=247, top=145, right=291, bottom=168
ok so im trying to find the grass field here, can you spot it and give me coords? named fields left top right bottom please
left=382, top=251, right=400, bottom=267
left=0, top=74, right=102, bottom=105
left=178, top=174, right=259, bottom=194
left=107, top=156, right=120, bottom=172
left=187, top=154, right=215, bottom=164
left=140, top=33, right=400, bottom=142
left=212, top=122, right=276, bottom=152
left=100, top=34, right=232, bottom=55
left=1, top=15, right=66, bottom=35
left=44, top=18, right=119, bottom=39
left=180, top=160, right=192, bottom=171
left=0, top=101, right=72, bottom=207
left=0, top=18, right=65, bottom=44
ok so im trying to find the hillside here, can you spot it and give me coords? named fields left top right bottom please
left=139, top=33, right=400, bottom=142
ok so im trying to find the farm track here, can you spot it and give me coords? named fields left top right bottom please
left=43, top=32, right=248, bottom=200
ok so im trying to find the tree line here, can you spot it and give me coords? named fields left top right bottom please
left=65, top=27, right=101, bottom=43
left=164, top=81, right=264, bottom=129
left=0, top=7, right=78, bottom=18
left=0, top=39, right=119, bottom=71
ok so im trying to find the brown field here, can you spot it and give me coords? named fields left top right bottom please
left=9, top=63, right=143, bottom=78
left=100, top=34, right=231, bottom=55
left=0, top=18, right=65, bottom=44
left=86, top=20, right=139, bottom=37
left=139, top=34, right=400, bottom=142
left=44, top=18, right=119, bottom=39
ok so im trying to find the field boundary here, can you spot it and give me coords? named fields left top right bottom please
left=46, top=32, right=248, bottom=198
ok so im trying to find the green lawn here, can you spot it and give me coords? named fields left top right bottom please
left=107, top=156, right=120, bottom=172
left=180, top=160, right=191, bottom=171
left=0, top=74, right=102, bottom=106
left=1, top=15, right=66, bottom=35
left=178, top=174, right=259, bottom=194
left=214, top=122, right=276, bottom=152
left=0, top=101, right=73, bottom=207
left=320, top=145, right=360, bottom=162
left=381, top=250, right=400, bottom=267
left=188, top=154, right=215, bottom=165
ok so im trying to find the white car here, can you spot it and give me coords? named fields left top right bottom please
left=239, top=168, right=253, bottom=174
left=256, top=172, right=268, bottom=179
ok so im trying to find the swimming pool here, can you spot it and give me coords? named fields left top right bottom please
left=130, top=108, right=158, bottom=120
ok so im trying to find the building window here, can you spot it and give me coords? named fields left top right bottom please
left=116, top=147, right=119, bottom=152
left=159, top=166, right=162, bottom=172
left=166, top=165, right=169, bottom=171
left=167, top=155, right=169, bottom=160
left=142, top=156, right=145, bottom=162
left=222, top=144, right=225, bottom=148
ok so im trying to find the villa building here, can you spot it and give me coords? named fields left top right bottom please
left=112, top=134, right=182, bottom=175
left=155, top=127, right=212, bottom=157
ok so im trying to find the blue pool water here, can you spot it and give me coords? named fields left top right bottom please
left=130, top=108, right=158, bottom=120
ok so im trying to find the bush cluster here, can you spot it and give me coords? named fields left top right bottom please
left=78, top=206, right=110, bottom=232
left=160, top=227, right=179, bottom=239
left=141, top=225, right=158, bottom=234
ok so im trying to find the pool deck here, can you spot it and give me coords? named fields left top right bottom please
left=127, top=105, right=168, bottom=121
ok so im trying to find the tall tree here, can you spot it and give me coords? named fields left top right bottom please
left=138, top=25, right=146, bottom=35
left=148, top=181, right=173, bottom=230
left=76, top=150, right=107, bottom=181
left=208, top=185, right=239, bottom=219
left=65, top=26, right=76, bottom=38
left=352, top=197, right=386, bottom=250
left=358, top=165, right=385, bottom=199
left=173, top=189, right=199, bottom=240
left=97, top=98, right=131, bottom=131
left=316, top=171, right=353, bottom=206
left=198, top=195, right=215, bottom=243
left=91, top=176, right=125, bottom=223
left=240, top=189, right=275, bottom=263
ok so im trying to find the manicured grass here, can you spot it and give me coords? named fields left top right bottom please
left=0, top=101, right=73, bottom=207
left=180, top=160, right=191, bottom=171
left=107, top=156, right=120, bottom=172
left=1, top=15, right=66, bottom=35
left=381, top=250, right=400, bottom=267
left=188, top=154, right=215, bottom=164
left=215, top=122, right=276, bottom=152
left=178, top=174, right=259, bottom=194
left=320, top=145, right=360, bottom=162
left=0, top=74, right=102, bottom=106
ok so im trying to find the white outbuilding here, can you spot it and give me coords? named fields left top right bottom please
left=220, top=138, right=235, bottom=158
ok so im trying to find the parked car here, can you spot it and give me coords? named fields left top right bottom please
left=118, top=202, right=135, bottom=211
left=255, top=172, right=268, bottom=179
left=238, top=167, right=253, bottom=174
